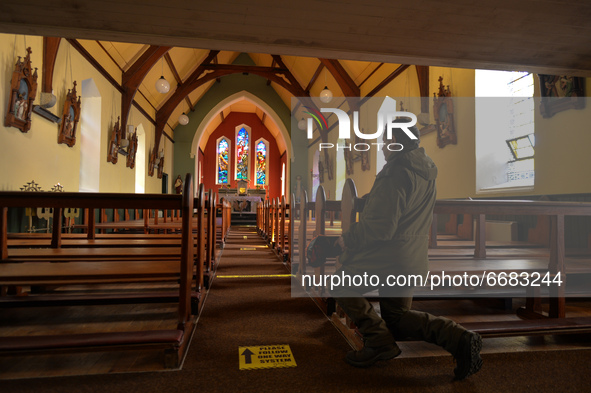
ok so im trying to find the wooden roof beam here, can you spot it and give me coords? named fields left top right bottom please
left=270, top=55, right=329, bottom=142
left=213, top=55, right=221, bottom=83
left=270, top=55, right=307, bottom=97
left=292, top=62, right=325, bottom=118
left=359, top=63, right=384, bottom=88
left=155, top=50, right=219, bottom=150
left=66, top=39, right=155, bottom=126
left=305, top=63, right=324, bottom=94
left=319, top=58, right=360, bottom=98
left=361, top=64, right=410, bottom=105
left=415, top=65, right=430, bottom=113
left=267, top=58, right=276, bottom=86
left=121, top=45, right=171, bottom=132
left=42, top=37, right=61, bottom=93
left=156, top=59, right=325, bottom=150
left=164, top=52, right=194, bottom=112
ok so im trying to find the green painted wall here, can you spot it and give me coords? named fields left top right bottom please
left=172, top=53, right=309, bottom=197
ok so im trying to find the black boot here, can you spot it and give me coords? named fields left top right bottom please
left=345, top=344, right=401, bottom=368
left=454, top=331, right=483, bottom=380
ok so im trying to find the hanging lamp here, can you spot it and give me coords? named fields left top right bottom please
left=155, top=58, right=170, bottom=94
left=319, top=69, right=332, bottom=103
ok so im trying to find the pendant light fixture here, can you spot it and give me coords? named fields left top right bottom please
left=298, top=117, right=306, bottom=130
left=178, top=112, right=189, bottom=125
left=319, top=68, right=333, bottom=103
left=155, top=58, right=170, bottom=94
left=178, top=100, right=189, bottom=125
left=320, top=87, right=333, bottom=103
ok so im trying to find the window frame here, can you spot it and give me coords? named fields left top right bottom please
left=216, top=136, right=231, bottom=185
left=234, top=124, right=251, bottom=182
left=254, top=137, right=269, bottom=186
left=506, top=134, right=535, bottom=162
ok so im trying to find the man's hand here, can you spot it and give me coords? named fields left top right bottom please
left=335, top=236, right=346, bottom=252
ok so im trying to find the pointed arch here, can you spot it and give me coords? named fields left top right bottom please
left=190, top=91, right=293, bottom=162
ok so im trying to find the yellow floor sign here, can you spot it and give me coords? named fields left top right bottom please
left=239, top=345, right=297, bottom=370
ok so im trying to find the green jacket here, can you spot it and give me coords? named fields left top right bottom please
left=340, top=147, right=438, bottom=277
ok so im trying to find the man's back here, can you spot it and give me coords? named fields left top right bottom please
left=339, top=147, right=437, bottom=276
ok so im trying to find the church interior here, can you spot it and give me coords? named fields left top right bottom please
left=0, top=1, right=591, bottom=391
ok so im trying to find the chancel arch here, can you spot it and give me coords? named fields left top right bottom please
left=191, top=91, right=292, bottom=201
left=191, top=91, right=292, bottom=162
left=201, top=111, right=283, bottom=201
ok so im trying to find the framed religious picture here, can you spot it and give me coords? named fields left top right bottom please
left=538, top=75, right=585, bottom=118
left=148, top=148, right=164, bottom=177
left=126, top=128, right=138, bottom=168
left=148, top=148, right=156, bottom=177
left=361, top=150, right=370, bottom=171
left=57, top=81, right=81, bottom=147
left=157, top=155, right=164, bottom=179
left=5, top=47, right=38, bottom=133
left=433, top=76, right=457, bottom=148
left=344, top=145, right=354, bottom=175
left=107, top=116, right=121, bottom=164
left=352, top=135, right=370, bottom=172
left=325, top=153, right=334, bottom=181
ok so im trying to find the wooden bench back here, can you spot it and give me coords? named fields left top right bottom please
left=0, top=174, right=196, bottom=327
left=341, top=178, right=359, bottom=233
left=298, top=190, right=309, bottom=276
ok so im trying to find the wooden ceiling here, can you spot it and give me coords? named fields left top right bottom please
left=1, top=0, right=590, bottom=150
left=42, top=38, right=408, bottom=152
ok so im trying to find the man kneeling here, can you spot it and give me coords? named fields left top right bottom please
left=330, top=124, right=482, bottom=380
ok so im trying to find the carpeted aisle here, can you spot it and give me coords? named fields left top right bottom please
left=4, top=226, right=591, bottom=392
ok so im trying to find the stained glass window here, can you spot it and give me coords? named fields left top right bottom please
left=236, top=127, right=249, bottom=180
left=217, top=138, right=229, bottom=184
left=255, top=140, right=267, bottom=185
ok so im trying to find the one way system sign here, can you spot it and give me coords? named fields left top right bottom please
left=239, top=344, right=297, bottom=370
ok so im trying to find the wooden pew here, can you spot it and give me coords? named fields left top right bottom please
left=203, top=190, right=219, bottom=289
left=283, top=194, right=294, bottom=264
left=0, top=174, right=200, bottom=368
left=297, top=178, right=591, bottom=346
left=274, top=195, right=291, bottom=262
left=73, top=207, right=182, bottom=235
left=260, top=199, right=268, bottom=237
left=270, top=198, right=277, bottom=247
left=219, top=197, right=231, bottom=245
left=296, top=185, right=343, bottom=315
left=431, top=199, right=591, bottom=318
left=265, top=199, right=273, bottom=243
left=256, top=196, right=291, bottom=263
left=344, top=193, right=591, bottom=318
left=256, top=199, right=263, bottom=235
left=295, top=189, right=320, bottom=279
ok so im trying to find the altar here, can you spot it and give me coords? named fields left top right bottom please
left=221, top=195, right=263, bottom=213
left=217, top=180, right=266, bottom=213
